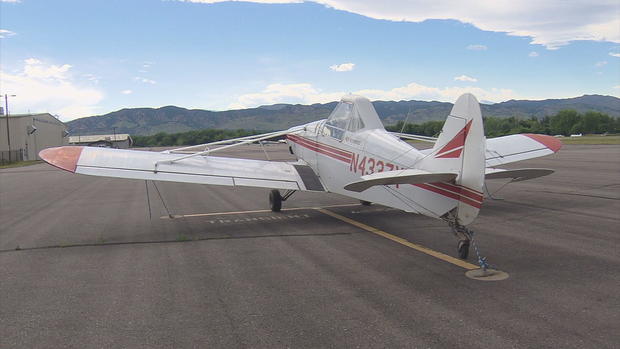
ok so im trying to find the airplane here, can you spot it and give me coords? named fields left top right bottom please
left=39, top=93, right=561, bottom=261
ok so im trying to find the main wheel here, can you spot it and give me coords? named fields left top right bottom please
left=269, top=189, right=282, bottom=212
left=457, top=240, right=470, bottom=259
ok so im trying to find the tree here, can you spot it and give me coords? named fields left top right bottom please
left=549, top=110, right=581, bottom=136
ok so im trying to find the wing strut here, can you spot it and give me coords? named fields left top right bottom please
left=153, top=129, right=301, bottom=172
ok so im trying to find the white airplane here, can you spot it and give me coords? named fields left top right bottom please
left=40, top=93, right=561, bottom=260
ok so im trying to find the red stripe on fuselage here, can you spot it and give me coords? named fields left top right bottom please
left=413, top=183, right=482, bottom=209
left=287, top=135, right=352, bottom=163
left=431, top=182, right=484, bottom=202
left=288, top=135, right=352, bottom=159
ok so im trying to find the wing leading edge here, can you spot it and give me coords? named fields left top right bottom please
left=39, top=146, right=325, bottom=192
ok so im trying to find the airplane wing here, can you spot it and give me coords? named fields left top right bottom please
left=39, top=146, right=326, bottom=192
left=485, top=133, right=562, bottom=167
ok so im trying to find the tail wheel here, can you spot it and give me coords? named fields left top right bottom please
left=458, top=240, right=470, bottom=259
left=269, top=189, right=282, bottom=212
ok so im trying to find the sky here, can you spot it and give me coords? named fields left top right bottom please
left=0, top=0, right=619, bottom=121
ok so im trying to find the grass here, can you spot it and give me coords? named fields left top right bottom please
left=0, top=160, right=42, bottom=169
left=559, top=134, right=620, bottom=145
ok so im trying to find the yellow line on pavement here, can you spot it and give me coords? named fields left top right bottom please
left=316, top=208, right=478, bottom=270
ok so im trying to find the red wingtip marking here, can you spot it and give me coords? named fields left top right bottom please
left=39, top=146, right=84, bottom=173
left=524, top=134, right=562, bottom=153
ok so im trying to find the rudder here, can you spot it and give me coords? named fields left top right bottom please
left=417, top=93, right=486, bottom=225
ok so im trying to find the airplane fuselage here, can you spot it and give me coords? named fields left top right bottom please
left=286, top=119, right=464, bottom=219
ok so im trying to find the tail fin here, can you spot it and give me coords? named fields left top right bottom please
left=417, top=93, right=486, bottom=225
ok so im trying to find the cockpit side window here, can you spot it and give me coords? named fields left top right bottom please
left=347, top=108, right=365, bottom=132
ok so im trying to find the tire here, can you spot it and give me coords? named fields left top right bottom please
left=360, top=200, right=372, bottom=206
left=458, top=240, right=470, bottom=260
left=269, top=189, right=282, bottom=212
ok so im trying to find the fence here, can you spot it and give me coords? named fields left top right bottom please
left=0, top=149, right=25, bottom=165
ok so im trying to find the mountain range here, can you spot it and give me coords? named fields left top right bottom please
left=67, top=95, right=620, bottom=136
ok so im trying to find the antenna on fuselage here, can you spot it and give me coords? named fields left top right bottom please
left=400, top=107, right=413, bottom=134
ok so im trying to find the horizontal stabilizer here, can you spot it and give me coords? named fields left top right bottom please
left=485, top=168, right=554, bottom=182
left=486, top=134, right=562, bottom=167
left=344, top=169, right=457, bottom=193
left=420, top=133, right=562, bottom=167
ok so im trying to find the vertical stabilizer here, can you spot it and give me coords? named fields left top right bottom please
left=417, top=93, right=486, bottom=225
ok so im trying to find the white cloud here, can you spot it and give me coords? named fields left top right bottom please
left=134, top=77, right=157, bottom=84
left=22, top=58, right=72, bottom=80
left=180, top=0, right=302, bottom=3
left=529, top=51, right=539, bottom=57
left=24, top=58, right=41, bottom=65
left=595, top=61, right=607, bottom=67
left=0, top=29, right=16, bottom=38
left=356, top=83, right=519, bottom=103
left=614, top=85, right=620, bottom=89
left=121, top=89, right=133, bottom=94
left=83, top=73, right=100, bottom=84
left=228, top=81, right=520, bottom=109
left=466, top=44, right=487, bottom=51
left=179, top=1, right=620, bottom=49
left=229, top=83, right=343, bottom=109
left=0, top=58, right=104, bottom=121
left=609, top=52, right=620, bottom=58
left=140, top=61, right=154, bottom=73
left=0, top=0, right=21, bottom=3
left=329, top=62, right=355, bottom=72
left=454, top=75, right=477, bottom=82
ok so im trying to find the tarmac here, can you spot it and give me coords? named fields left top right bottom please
left=1, top=144, right=619, bottom=348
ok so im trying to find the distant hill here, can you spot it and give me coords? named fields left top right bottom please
left=67, top=95, right=620, bottom=136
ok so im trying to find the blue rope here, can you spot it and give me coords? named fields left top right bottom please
left=469, top=231, right=491, bottom=271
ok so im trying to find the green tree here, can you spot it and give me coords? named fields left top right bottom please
left=549, top=110, right=581, bottom=136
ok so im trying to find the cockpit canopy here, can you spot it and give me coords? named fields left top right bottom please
left=323, top=94, right=384, bottom=140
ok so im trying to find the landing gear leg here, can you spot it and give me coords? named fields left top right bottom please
left=269, top=190, right=282, bottom=212
left=269, top=189, right=296, bottom=212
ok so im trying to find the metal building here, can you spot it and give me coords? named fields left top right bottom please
left=0, top=113, right=69, bottom=163
left=68, top=134, right=133, bottom=148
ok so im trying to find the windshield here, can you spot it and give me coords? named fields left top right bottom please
left=323, top=101, right=365, bottom=140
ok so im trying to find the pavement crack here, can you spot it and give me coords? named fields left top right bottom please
left=525, top=190, right=620, bottom=201
left=498, top=199, right=620, bottom=221
left=0, top=232, right=353, bottom=254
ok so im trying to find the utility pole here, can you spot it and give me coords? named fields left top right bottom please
left=4, top=94, right=16, bottom=162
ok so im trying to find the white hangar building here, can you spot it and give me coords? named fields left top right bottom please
left=0, top=113, right=69, bottom=163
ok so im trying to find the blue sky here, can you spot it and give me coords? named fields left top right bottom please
left=1, top=0, right=619, bottom=121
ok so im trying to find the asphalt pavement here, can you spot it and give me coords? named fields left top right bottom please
left=1, top=144, right=618, bottom=348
